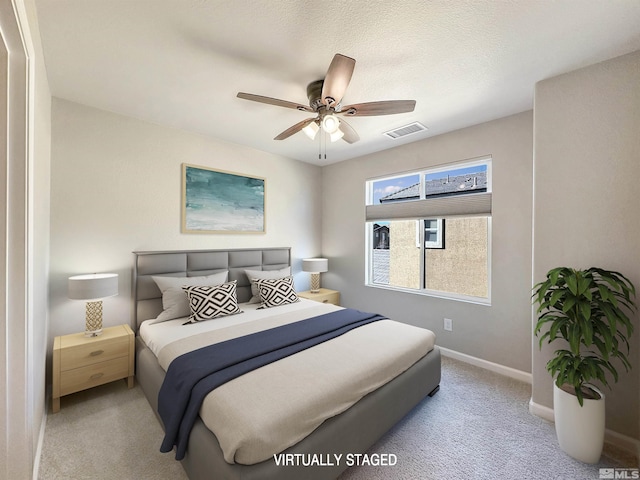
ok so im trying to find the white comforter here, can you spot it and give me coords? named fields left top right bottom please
left=140, top=299, right=436, bottom=465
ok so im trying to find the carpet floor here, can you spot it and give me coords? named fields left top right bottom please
left=38, top=356, right=637, bottom=480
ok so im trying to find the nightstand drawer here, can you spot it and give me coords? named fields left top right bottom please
left=298, top=289, right=340, bottom=306
left=60, top=356, right=130, bottom=396
left=60, top=338, right=129, bottom=371
left=315, top=292, right=340, bottom=305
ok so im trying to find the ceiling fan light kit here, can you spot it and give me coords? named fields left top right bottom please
left=302, top=120, right=319, bottom=140
left=321, top=114, right=340, bottom=134
left=237, top=53, right=416, bottom=146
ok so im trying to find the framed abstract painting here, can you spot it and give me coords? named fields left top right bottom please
left=182, top=164, right=265, bottom=233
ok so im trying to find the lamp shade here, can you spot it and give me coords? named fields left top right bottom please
left=302, top=258, right=328, bottom=273
left=68, top=273, right=119, bottom=300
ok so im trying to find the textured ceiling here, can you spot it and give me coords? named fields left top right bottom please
left=35, top=0, right=640, bottom=166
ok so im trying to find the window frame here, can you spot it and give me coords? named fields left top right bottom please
left=365, top=157, right=492, bottom=305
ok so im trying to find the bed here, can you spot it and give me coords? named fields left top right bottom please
left=133, top=247, right=441, bottom=480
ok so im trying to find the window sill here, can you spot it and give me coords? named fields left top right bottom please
left=365, top=282, right=492, bottom=306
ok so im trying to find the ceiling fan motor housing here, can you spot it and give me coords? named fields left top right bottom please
left=306, top=80, right=325, bottom=111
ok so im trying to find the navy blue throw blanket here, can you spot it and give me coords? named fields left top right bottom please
left=158, top=308, right=386, bottom=460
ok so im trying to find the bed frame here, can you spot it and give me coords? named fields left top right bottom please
left=133, top=247, right=441, bottom=480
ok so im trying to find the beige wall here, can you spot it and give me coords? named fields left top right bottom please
left=426, top=217, right=488, bottom=298
left=49, top=99, right=323, bottom=339
left=386, top=217, right=489, bottom=298
left=388, top=220, right=420, bottom=288
left=322, top=111, right=534, bottom=372
left=533, top=50, right=640, bottom=439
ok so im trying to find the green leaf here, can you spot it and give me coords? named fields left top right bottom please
left=581, top=318, right=593, bottom=347
left=577, top=275, right=592, bottom=296
left=579, top=301, right=591, bottom=322
left=596, top=284, right=610, bottom=302
left=538, top=331, right=550, bottom=349
left=573, top=383, right=585, bottom=406
left=562, top=297, right=577, bottom=313
left=548, top=318, right=567, bottom=343
left=591, top=336, right=607, bottom=359
left=549, top=268, right=562, bottom=286
left=566, top=274, right=578, bottom=296
left=600, top=303, right=618, bottom=335
left=549, top=290, right=564, bottom=309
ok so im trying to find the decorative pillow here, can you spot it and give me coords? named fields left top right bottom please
left=245, top=267, right=291, bottom=303
left=182, top=281, right=242, bottom=323
left=256, top=276, right=299, bottom=309
left=150, top=271, right=228, bottom=323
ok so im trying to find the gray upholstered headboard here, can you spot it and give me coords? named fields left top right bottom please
left=133, top=247, right=291, bottom=329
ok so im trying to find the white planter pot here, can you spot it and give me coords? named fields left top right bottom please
left=553, top=383, right=605, bottom=464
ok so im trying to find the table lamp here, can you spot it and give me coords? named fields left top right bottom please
left=302, top=258, right=328, bottom=293
left=68, top=273, right=118, bottom=336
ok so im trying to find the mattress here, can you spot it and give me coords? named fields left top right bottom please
left=141, top=299, right=436, bottom=465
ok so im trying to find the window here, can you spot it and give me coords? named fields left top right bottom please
left=424, top=219, right=444, bottom=249
left=365, top=158, right=491, bottom=303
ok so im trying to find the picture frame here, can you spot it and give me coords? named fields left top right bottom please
left=182, top=163, right=265, bottom=234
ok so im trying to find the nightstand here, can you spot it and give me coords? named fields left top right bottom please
left=298, top=288, right=340, bottom=306
left=52, top=324, right=134, bottom=413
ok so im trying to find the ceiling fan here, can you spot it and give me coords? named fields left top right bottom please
left=237, top=54, right=416, bottom=144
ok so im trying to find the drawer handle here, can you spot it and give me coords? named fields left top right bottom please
left=322, top=299, right=329, bottom=303
left=90, top=373, right=104, bottom=380
left=90, top=350, right=104, bottom=357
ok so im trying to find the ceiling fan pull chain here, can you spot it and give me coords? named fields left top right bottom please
left=323, top=130, right=327, bottom=160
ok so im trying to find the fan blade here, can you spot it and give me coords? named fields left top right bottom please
left=237, top=92, right=313, bottom=112
left=321, top=54, right=355, bottom=107
left=340, top=100, right=416, bottom=116
left=338, top=118, right=359, bottom=144
left=274, top=118, right=316, bottom=140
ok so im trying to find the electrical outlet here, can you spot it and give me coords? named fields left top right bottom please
left=444, top=318, right=453, bottom=332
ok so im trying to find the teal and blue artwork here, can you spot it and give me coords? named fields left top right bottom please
left=182, top=164, right=265, bottom=233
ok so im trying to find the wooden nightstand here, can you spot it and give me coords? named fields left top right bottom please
left=52, top=324, right=134, bottom=413
left=298, top=288, right=340, bottom=306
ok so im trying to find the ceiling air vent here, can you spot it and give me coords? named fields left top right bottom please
left=384, top=122, right=428, bottom=139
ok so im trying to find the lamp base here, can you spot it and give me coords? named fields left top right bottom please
left=310, top=273, right=321, bottom=293
left=85, top=300, right=104, bottom=337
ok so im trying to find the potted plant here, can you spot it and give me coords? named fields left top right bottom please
left=533, top=267, right=636, bottom=463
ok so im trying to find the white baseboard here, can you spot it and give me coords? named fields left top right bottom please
left=528, top=398, right=554, bottom=422
left=439, top=346, right=532, bottom=384
left=32, top=409, right=47, bottom=480
left=529, top=399, right=639, bottom=460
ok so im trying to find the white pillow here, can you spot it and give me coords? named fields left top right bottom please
left=244, top=267, right=291, bottom=303
left=150, top=271, right=228, bottom=323
left=182, top=281, right=242, bottom=323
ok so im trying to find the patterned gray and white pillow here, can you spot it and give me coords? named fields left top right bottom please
left=244, top=267, right=292, bottom=303
left=256, top=276, right=299, bottom=309
left=182, top=281, right=241, bottom=322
